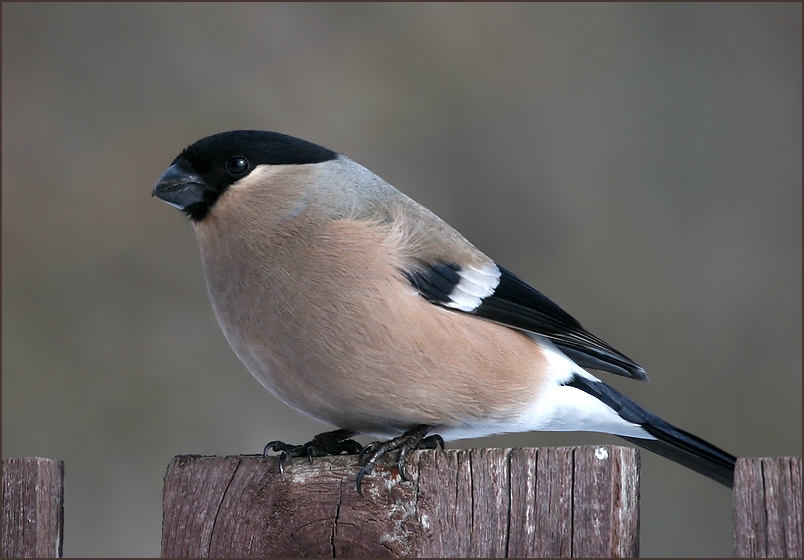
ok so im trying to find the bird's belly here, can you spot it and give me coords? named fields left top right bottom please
left=198, top=216, right=550, bottom=436
left=211, top=279, right=550, bottom=437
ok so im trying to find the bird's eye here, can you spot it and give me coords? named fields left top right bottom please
left=226, top=156, right=249, bottom=176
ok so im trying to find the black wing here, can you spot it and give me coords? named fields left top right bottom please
left=405, top=262, right=648, bottom=380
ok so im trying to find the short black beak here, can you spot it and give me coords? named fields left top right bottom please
left=152, top=162, right=207, bottom=211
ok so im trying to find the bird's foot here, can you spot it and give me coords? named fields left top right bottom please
left=264, top=429, right=362, bottom=474
left=356, top=425, right=444, bottom=495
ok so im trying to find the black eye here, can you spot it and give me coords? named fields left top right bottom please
left=226, top=156, right=249, bottom=176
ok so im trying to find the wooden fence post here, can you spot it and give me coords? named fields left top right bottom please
left=734, top=456, right=802, bottom=558
left=162, top=445, right=639, bottom=558
left=2, top=457, right=64, bottom=558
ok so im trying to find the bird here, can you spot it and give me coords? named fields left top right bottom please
left=153, top=130, right=736, bottom=493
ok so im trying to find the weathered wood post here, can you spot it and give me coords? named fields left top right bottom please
left=162, top=445, right=640, bottom=558
left=733, top=456, right=802, bottom=558
left=2, top=457, right=64, bottom=558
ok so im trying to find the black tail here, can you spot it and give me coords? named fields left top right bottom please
left=564, top=375, right=736, bottom=488
left=619, top=428, right=735, bottom=488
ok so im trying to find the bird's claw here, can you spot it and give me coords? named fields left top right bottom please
left=355, top=425, right=444, bottom=495
left=421, top=434, right=446, bottom=451
left=263, top=430, right=362, bottom=474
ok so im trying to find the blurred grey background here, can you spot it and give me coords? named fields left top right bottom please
left=2, top=3, right=801, bottom=557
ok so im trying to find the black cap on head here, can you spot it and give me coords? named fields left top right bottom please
left=153, top=130, right=338, bottom=222
left=177, top=130, right=338, bottom=169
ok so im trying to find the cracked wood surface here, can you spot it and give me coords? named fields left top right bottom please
left=2, top=457, right=64, bottom=558
left=734, top=457, right=802, bottom=558
left=161, top=446, right=639, bottom=558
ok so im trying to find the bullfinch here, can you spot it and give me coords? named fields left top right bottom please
left=153, top=130, right=736, bottom=492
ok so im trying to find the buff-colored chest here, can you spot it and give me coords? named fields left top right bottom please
left=193, top=190, right=550, bottom=436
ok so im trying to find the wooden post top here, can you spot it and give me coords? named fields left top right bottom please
left=161, top=446, right=640, bottom=558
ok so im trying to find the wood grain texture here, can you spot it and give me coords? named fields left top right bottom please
left=573, top=446, right=640, bottom=558
left=2, top=457, right=64, bottom=558
left=734, top=457, right=802, bottom=558
left=162, top=446, right=639, bottom=558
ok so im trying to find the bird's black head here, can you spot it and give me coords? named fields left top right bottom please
left=152, top=130, right=338, bottom=222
